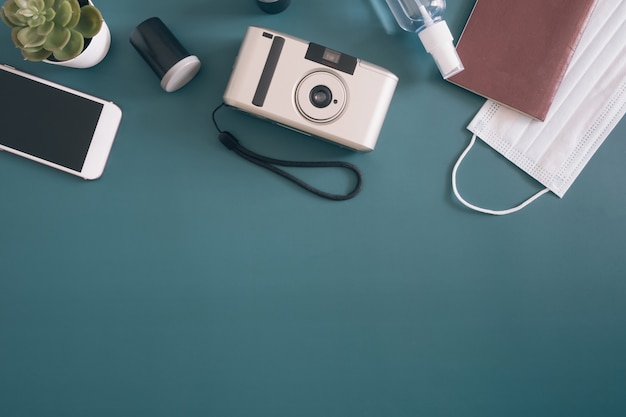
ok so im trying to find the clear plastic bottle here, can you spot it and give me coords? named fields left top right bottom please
left=385, top=0, right=446, bottom=32
left=379, top=0, right=464, bottom=79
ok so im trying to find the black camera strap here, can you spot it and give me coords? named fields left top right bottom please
left=212, top=103, right=363, bottom=201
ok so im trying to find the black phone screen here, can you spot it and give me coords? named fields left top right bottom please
left=0, top=68, right=104, bottom=171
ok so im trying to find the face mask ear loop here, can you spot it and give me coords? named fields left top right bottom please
left=452, top=134, right=551, bottom=215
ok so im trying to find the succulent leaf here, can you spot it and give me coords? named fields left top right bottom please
left=64, top=0, right=80, bottom=29
left=74, top=4, right=100, bottom=38
left=0, top=6, right=12, bottom=27
left=52, top=0, right=72, bottom=27
left=35, top=18, right=52, bottom=34
left=43, top=24, right=69, bottom=51
left=28, top=14, right=45, bottom=26
left=51, top=27, right=82, bottom=60
left=1, top=1, right=26, bottom=27
left=16, top=25, right=46, bottom=47
left=22, top=45, right=52, bottom=60
left=10, top=26, right=24, bottom=47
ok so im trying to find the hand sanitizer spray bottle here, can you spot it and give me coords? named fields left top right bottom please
left=384, top=0, right=464, bottom=79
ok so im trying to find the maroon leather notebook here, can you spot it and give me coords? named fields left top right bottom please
left=448, top=0, right=597, bottom=120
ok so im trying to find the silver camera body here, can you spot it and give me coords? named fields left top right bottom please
left=223, top=26, right=398, bottom=152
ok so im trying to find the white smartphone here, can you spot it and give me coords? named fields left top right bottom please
left=0, top=64, right=122, bottom=180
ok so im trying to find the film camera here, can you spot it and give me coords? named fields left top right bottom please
left=223, top=26, right=398, bottom=151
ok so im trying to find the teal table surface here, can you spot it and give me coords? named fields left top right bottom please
left=2, top=1, right=626, bottom=416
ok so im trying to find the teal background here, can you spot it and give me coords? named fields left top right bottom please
left=1, top=1, right=626, bottom=416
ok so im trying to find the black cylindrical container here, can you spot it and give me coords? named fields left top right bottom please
left=130, top=17, right=201, bottom=92
left=256, top=0, right=291, bottom=14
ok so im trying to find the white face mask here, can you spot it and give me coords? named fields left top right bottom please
left=452, top=0, right=626, bottom=215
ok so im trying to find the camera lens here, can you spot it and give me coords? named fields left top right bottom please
left=296, top=71, right=346, bottom=123
left=309, top=85, right=333, bottom=108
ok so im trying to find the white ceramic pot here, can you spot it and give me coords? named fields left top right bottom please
left=44, top=2, right=111, bottom=69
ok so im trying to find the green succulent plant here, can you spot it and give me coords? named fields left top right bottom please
left=1, top=0, right=102, bottom=62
